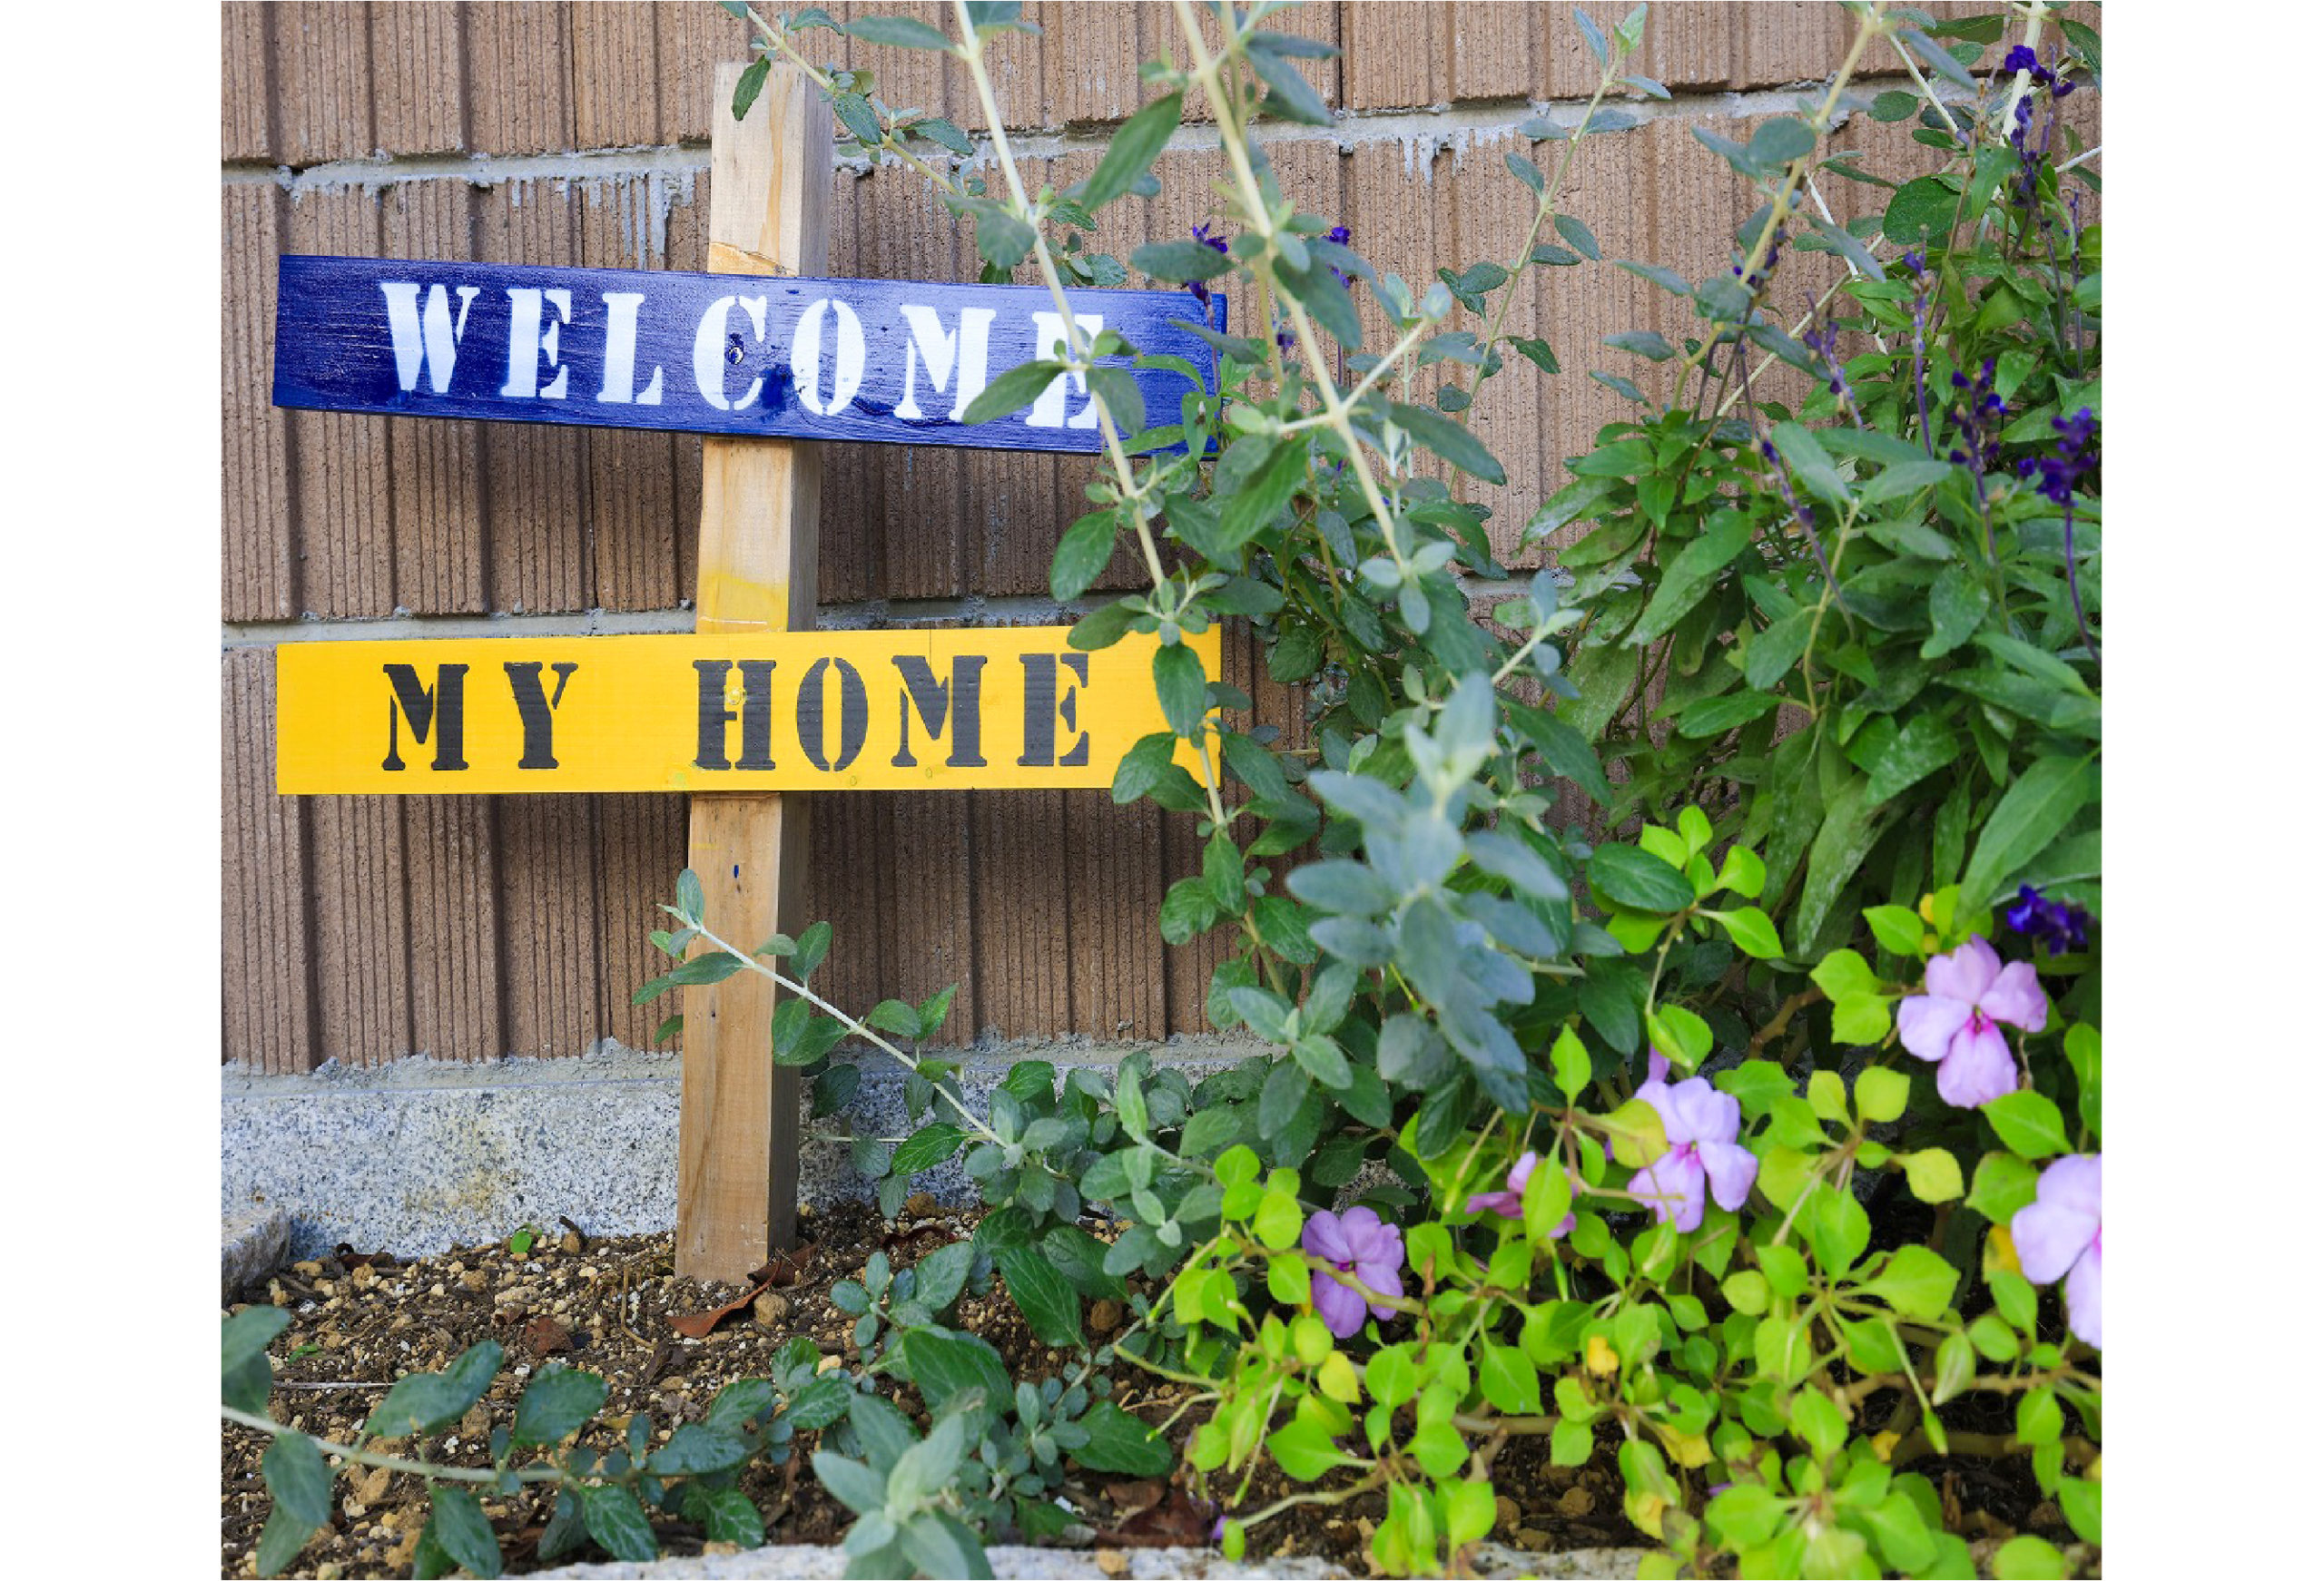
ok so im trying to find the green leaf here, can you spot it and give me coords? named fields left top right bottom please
left=1961, top=757, right=2096, bottom=906
left=996, top=1245, right=1083, bottom=1347
left=731, top=56, right=771, bottom=123
left=261, top=1432, right=334, bottom=1530
left=1748, top=116, right=1817, bottom=165
left=1131, top=239, right=1236, bottom=282
left=1388, top=401, right=1506, bottom=485
left=255, top=1504, right=319, bottom=1578
left=899, top=1328, right=1012, bottom=1426
left=1967, top=1151, right=2040, bottom=1223
left=648, top=1423, right=753, bottom=1476
left=428, top=1488, right=504, bottom=1580
left=1266, top=1415, right=1363, bottom=1481
left=813, top=1451, right=889, bottom=1517
left=1922, top=564, right=1991, bottom=659
left=1049, top=511, right=1118, bottom=602
left=223, top=1306, right=292, bottom=1380
left=846, top=15, right=955, bottom=49
left=1903, top=1147, right=1964, bottom=1203
left=962, top=358, right=1068, bottom=424
left=1553, top=212, right=1600, bottom=260
left=1883, top=175, right=1960, bottom=247
left=690, top=1487, right=766, bottom=1549
left=1770, top=421, right=1848, bottom=506
left=582, top=1484, right=659, bottom=1563
left=1628, top=508, right=1756, bottom=646
left=1854, top=1065, right=1909, bottom=1124
left=1080, top=92, right=1181, bottom=208
left=1984, top=1091, right=2069, bottom=1159
left=1712, top=905, right=1784, bottom=959
left=1994, top=1535, right=2069, bottom=1580
left=1479, top=1342, right=1543, bottom=1414
left=1248, top=40, right=1333, bottom=125
left=513, top=1365, right=606, bottom=1447
left=903, top=1512, right=994, bottom=1580
left=364, top=1341, right=502, bottom=1439
left=891, top=1122, right=967, bottom=1176
left=1866, top=1245, right=1959, bottom=1321
left=832, top=90, right=885, bottom=146
left=1153, top=642, right=1209, bottom=738
left=1221, top=437, right=1312, bottom=547
left=1590, top=844, right=1694, bottom=913
left=1074, top=1400, right=1175, bottom=1475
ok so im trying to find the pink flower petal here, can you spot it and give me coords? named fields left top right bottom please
left=1978, top=960, right=2050, bottom=1033
left=1302, top=1210, right=1353, bottom=1264
left=1508, top=1152, right=1539, bottom=1194
left=2063, top=1240, right=2102, bottom=1349
left=1466, top=1190, right=1520, bottom=1219
left=1338, top=1204, right=1384, bottom=1246
left=1898, top=994, right=1972, bottom=1064
left=1666, top=1078, right=1742, bottom=1148
left=1355, top=1257, right=1404, bottom=1317
left=1698, top=1140, right=1759, bottom=1212
left=1311, top=1270, right=1365, bottom=1338
left=1926, top=936, right=2000, bottom=1005
left=1935, top=1018, right=2018, bottom=1107
left=2013, top=1155, right=2101, bottom=1282
left=1630, top=1151, right=1706, bottom=1232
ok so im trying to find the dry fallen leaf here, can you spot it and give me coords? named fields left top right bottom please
left=521, top=1315, right=573, bottom=1356
left=668, top=1242, right=818, bottom=1338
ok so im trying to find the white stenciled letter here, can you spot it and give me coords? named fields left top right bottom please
left=692, top=294, right=769, bottom=411
left=500, top=287, right=574, bottom=399
left=379, top=282, right=480, bottom=395
left=894, top=304, right=997, bottom=421
left=790, top=299, right=867, bottom=417
left=596, top=291, right=664, bottom=406
left=1025, top=310, right=1105, bottom=428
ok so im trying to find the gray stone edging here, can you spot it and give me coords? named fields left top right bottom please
left=528, top=1539, right=1647, bottom=1578
left=223, top=1037, right=1263, bottom=1262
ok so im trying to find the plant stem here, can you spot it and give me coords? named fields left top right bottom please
left=222, top=1405, right=568, bottom=1485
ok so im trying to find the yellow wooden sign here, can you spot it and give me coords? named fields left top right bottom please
left=275, top=627, right=1219, bottom=794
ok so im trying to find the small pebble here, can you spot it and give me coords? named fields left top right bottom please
left=753, top=1292, right=791, bottom=1328
left=1495, top=1495, right=1520, bottom=1529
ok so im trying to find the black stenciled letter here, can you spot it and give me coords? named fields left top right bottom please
left=891, top=654, right=989, bottom=769
left=694, top=659, right=780, bottom=771
left=381, top=663, right=468, bottom=771
left=504, top=661, right=578, bottom=769
left=796, top=657, right=869, bottom=772
left=1016, top=652, right=1090, bottom=768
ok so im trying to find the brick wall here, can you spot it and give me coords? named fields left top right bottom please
left=222, top=1, right=2098, bottom=1070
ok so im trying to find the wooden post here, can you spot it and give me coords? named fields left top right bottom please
left=677, top=62, right=830, bottom=1283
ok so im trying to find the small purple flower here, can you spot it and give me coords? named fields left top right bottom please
left=1326, top=225, right=1351, bottom=247
left=1628, top=1065, right=1758, bottom=1232
left=1464, top=1150, right=1576, bottom=1237
left=2004, top=884, right=2092, bottom=957
left=2012, top=1153, right=2101, bottom=1348
left=2004, top=44, right=2041, bottom=75
left=1187, top=223, right=1232, bottom=308
left=2019, top=406, right=2097, bottom=507
left=1898, top=937, right=2047, bottom=1108
left=1302, top=1205, right=1405, bottom=1337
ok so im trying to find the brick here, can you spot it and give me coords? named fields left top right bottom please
left=223, top=650, right=313, bottom=1073
left=380, top=180, right=491, bottom=615
left=223, top=185, right=296, bottom=622
left=969, top=790, right=1071, bottom=1037
left=1066, top=795, right=1166, bottom=1040
left=594, top=793, right=690, bottom=1050
left=371, top=1, right=465, bottom=154
left=283, top=187, right=396, bottom=616
left=1342, top=2, right=1445, bottom=112
left=657, top=2, right=755, bottom=145
left=498, top=797, right=604, bottom=1056
left=273, top=0, right=375, bottom=163
left=223, top=2, right=274, bottom=162
left=309, top=794, right=413, bottom=1065
left=468, top=0, right=574, bottom=155
left=809, top=792, right=901, bottom=1021
left=1448, top=1, right=1539, bottom=103
left=889, top=789, right=979, bottom=1044
left=402, top=796, right=504, bottom=1060
left=1026, top=1, right=1150, bottom=129
left=571, top=1, right=664, bottom=150
left=824, top=1, right=971, bottom=131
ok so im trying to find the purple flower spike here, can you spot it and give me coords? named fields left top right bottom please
left=1898, top=937, right=2047, bottom=1108
left=1302, top=1205, right=1406, bottom=1338
left=2004, top=883, right=2092, bottom=957
left=2013, top=1154, right=2101, bottom=1348
left=1628, top=1070, right=1758, bottom=1232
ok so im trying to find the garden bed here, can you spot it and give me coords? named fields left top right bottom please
left=221, top=1200, right=2086, bottom=1578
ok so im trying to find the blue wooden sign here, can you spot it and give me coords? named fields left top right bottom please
left=271, top=255, right=1223, bottom=455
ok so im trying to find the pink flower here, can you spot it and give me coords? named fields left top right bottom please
left=1463, top=1150, right=1576, bottom=1238
left=1898, top=936, right=2047, bottom=1107
left=2012, top=1153, right=2101, bottom=1348
left=1628, top=1063, right=1758, bottom=1232
left=1302, top=1206, right=1405, bottom=1338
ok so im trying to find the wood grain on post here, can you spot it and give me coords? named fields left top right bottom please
left=678, top=62, right=830, bottom=1283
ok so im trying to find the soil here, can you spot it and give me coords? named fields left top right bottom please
left=220, top=1201, right=2087, bottom=1578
